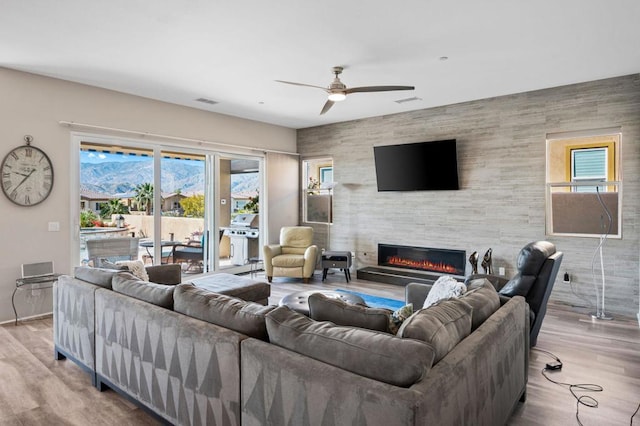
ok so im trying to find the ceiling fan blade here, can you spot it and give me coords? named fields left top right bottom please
left=320, top=100, right=335, bottom=115
left=345, top=85, right=415, bottom=94
left=275, top=80, right=327, bottom=91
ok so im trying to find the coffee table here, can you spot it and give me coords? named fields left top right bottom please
left=279, top=290, right=365, bottom=315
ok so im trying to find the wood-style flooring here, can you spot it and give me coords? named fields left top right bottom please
left=1, top=271, right=638, bottom=425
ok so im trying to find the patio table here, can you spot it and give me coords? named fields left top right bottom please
left=139, top=240, right=180, bottom=264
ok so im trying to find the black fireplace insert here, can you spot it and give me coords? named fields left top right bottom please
left=378, top=244, right=466, bottom=276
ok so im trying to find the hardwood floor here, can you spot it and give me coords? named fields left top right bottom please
left=1, top=271, right=638, bottom=425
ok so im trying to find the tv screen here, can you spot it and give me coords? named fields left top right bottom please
left=373, top=139, right=459, bottom=191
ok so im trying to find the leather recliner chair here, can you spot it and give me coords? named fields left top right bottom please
left=263, top=226, right=318, bottom=283
left=466, top=241, right=563, bottom=347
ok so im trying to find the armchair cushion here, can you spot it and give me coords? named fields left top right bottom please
left=272, top=254, right=305, bottom=268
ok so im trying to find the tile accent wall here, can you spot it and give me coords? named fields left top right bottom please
left=298, top=74, right=640, bottom=318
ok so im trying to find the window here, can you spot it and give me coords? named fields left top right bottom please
left=302, top=158, right=333, bottom=224
left=546, top=128, right=621, bottom=237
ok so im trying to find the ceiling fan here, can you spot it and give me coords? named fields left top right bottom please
left=276, top=66, right=415, bottom=115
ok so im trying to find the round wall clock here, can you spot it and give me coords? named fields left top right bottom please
left=1, top=135, right=54, bottom=206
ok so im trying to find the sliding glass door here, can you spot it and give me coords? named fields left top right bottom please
left=75, top=136, right=263, bottom=276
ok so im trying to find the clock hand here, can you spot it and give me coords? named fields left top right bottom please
left=13, top=171, right=31, bottom=177
left=12, top=168, right=36, bottom=192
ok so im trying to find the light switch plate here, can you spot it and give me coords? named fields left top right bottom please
left=48, top=221, right=60, bottom=232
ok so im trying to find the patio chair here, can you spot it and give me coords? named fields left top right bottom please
left=172, top=240, right=204, bottom=273
left=86, top=237, right=140, bottom=267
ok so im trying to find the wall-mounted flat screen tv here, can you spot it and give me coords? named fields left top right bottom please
left=373, top=139, right=459, bottom=191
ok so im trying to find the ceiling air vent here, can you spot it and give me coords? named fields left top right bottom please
left=195, top=97, right=219, bottom=105
left=394, top=96, right=422, bottom=104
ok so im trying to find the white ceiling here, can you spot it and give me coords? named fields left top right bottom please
left=2, top=1, right=639, bottom=129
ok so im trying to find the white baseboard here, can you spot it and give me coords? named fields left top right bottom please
left=1, top=311, right=52, bottom=326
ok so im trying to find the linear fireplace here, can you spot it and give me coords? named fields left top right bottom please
left=357, top=244, right=467, bottom=286
left=378, top=244, right=466, bottom=276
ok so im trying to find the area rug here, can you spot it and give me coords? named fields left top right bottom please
left=336, top=289, right=405, bottom=310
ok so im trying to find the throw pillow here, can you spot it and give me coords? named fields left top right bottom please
left=266, top=306, right=434, bottom=388
left=115, top=260, right=149, bottom=282
left=173, top=283, right=275, bottom=340
left=422, top=275, right=466, bottom=308
left=308, top=293, right=392, bottom=333
left=388, top=303, right=414, bottom=334
left=398, top=298, right=472, bottom=363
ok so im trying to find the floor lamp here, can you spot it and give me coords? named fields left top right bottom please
left=591, top=187, right=613, bottom=320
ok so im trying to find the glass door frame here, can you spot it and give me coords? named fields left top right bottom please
left=71, top=132, right=265, bottom=274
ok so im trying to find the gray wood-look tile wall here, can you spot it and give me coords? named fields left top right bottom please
left=298, top=74, right=640, bottom=318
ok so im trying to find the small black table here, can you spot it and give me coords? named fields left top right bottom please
left=321, top=251, right=352, bottom=282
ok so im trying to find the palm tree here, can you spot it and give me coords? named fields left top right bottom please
left=134, top=182, right=154, bottom=215
left=99, top=198, right=129, bottom=219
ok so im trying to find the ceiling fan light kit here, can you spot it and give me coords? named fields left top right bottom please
left=276, top=66, right=414, bottom=115
left=327, top=92, right=346, bottom=102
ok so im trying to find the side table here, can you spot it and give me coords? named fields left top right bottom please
left=13, top=274, right=61, bottom=325
left=321, top=251, right=352, bottom=282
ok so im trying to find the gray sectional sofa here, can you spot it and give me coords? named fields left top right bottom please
left=54, top=266, right=529, bottom=426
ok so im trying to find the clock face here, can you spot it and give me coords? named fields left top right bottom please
left=1, top=145, right=54, bottom=206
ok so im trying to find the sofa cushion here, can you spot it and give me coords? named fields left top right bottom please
left=271, top=254, right=305, bottom=268
left=398, top=298, right=472, bottom=363
left=423, top=275, right=466, bottom=308
left=174, top=283, right=275, bottom=340
left=308, top=293, right=392, bottom=332
left=461, top=278, right=501, bottom=330
left=266, top=306, right=435, bottom=388
left=112, top=272, right=174, bottom=309
left=73, top=266, right=119, bottom=289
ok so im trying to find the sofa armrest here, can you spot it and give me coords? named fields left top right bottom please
left=145, top=263, right=182, bottom=285
left=405, top=282, right=433, bottom=309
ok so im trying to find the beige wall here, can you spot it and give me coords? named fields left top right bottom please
left=298, top=74, right=640, bottom=318
left=0, top=68, right=296, bottom=323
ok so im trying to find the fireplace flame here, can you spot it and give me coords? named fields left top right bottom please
left=387, top=256, right=459, bottom=274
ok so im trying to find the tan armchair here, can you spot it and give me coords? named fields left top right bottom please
left=264, top=226, right=318, bottom=283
